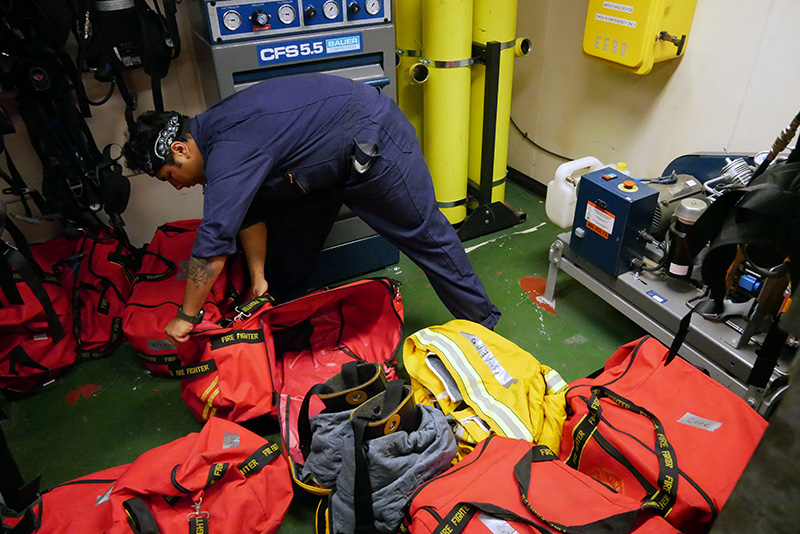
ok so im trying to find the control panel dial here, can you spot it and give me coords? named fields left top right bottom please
left=365, top=0, right=381, bottom=16
left=277, top=4, right=296, bottom=24
left=323, top=1, right=340, bottom=20
left=348, top=2, right=360, bottom=15
left=222, top=10, right=242, bottom=31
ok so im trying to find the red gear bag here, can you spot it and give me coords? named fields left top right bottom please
left=405, top=435, right=680, bottom=534
left=175, top=278, right=403, bottom=468
left=122, top=220, right=244, bottom=376
left=24, top=418, right=292, bottom=534
left=0, top=247, right=76, bottom=395
left=33, top=226, right=137, bottom=359
left=559, top=336, right=768, bottom=534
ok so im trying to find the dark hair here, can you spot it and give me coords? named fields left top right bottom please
left=122, top=111, right=192, bottom=176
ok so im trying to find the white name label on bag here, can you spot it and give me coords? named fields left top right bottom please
left=678, top=412, right=722, bottom=432
left=479, top=514, right=520, bottom=534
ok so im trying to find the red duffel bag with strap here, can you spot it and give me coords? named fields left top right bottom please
left=30, top=465, right=127, bottom=534
left=559, top=336, right=768, bottom=534
left=122, top=220, right=244, bottom=376
left=107, top=417, right=292, bottom=534
left=19, top=418, right=292, bottom=534
left=172, top=294, right=276, bottom=422
left=0, top=246, right=76, bottom=395
left=404, top=435, right=680, bottom=534
left=176, top=277, right=403, bottom=468
left=34, top=226, right=137, bottom=359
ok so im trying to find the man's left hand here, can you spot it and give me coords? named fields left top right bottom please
left=166, top=317, right=193, bottom=346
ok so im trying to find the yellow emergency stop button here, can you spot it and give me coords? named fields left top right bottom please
left=619, top=179, right=638, bottom=192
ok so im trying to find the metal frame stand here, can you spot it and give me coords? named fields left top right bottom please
left=545, top=233, right=790, bottom=417
left=457, top=41, right=525, bottom=241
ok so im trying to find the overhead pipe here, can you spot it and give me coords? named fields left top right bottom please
left=422, top=0, right=474, bottom=225
left=394, top=0, right=424, bottom=147
left=468, top=0, right=528, bottom=203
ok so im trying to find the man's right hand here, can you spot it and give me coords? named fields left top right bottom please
left=249, top=278, right=269, bottom=299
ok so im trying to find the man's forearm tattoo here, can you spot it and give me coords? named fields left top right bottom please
left=187, top=257, right=215, bottom=290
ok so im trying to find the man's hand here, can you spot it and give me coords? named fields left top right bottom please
left=249, top=278, right=269, bottom=299
left=168, top=255, right=226, bottom=345
left=166, top=317, right=194, bottom=346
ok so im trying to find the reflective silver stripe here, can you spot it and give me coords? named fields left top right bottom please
left=544, top=369, right=568, bottom=394
left=414, top=329, right=533, bottom=440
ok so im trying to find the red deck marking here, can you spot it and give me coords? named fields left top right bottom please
left=519, top=276, right=556, bottom=315
left=65, top=384, right=102, bottom=404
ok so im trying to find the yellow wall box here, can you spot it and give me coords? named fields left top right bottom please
left=582, top=0, right=697, bottom=75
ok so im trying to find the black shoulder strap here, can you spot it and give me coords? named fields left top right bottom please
left=0, top=105, right=50, bottom=219
left=0, top=216, right=66, bottom=342
left=1, top=410, right=42, bottom=534
left=134, top=0, right=181, bottom=112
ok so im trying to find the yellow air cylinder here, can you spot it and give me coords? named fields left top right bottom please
left=469, top=0, right=527, bottom=204
left=422, top=0, right=474, bottom=225
left=394, top=0, right=425, bottom=147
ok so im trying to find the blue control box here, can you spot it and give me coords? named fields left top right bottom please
left=569, top=168, right=658, bottom=277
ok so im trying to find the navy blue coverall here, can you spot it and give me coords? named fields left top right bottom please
left=189, top=73, right=500, bottom=329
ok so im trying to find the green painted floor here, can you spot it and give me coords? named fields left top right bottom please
left=1, top=182, right=645, bottom=531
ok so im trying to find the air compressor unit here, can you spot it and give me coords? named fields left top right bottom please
left=188, top=0, right=395, bottom=102
left=187, top=0, right=399, bottom=289
left=569, top=168, right=658, bottom=277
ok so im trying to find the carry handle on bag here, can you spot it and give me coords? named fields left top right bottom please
left=564, top=386, right=679, bottom=517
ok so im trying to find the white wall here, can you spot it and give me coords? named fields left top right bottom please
left=509, top=0, right=800, bottom=185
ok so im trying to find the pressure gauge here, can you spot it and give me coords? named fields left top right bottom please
left=323, top=0, right=340, bottom=20
left=365, top=0, right=381, bottom=16
left=222, top=10, right=242, bottom=31
left=277, top=4, right=296, bottom=24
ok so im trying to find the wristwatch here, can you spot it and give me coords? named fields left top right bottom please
left=177, top=306, right=204, bottom=324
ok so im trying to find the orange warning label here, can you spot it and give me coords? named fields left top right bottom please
left=585, top=202, right=615, bottom=239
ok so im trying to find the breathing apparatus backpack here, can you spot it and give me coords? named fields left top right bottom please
left=77, top=0, right=182, bottom=122
left=0, top=0, right=180, bottom=232
left=0, top=1, right=131, bottom=230
left=673, top=156, right=800, bottom=389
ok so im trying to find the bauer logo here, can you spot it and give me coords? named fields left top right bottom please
left=326, top=35, right=361, bottom=53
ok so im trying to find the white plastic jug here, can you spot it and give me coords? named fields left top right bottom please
left=545, top=156, right=605, bottom=228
